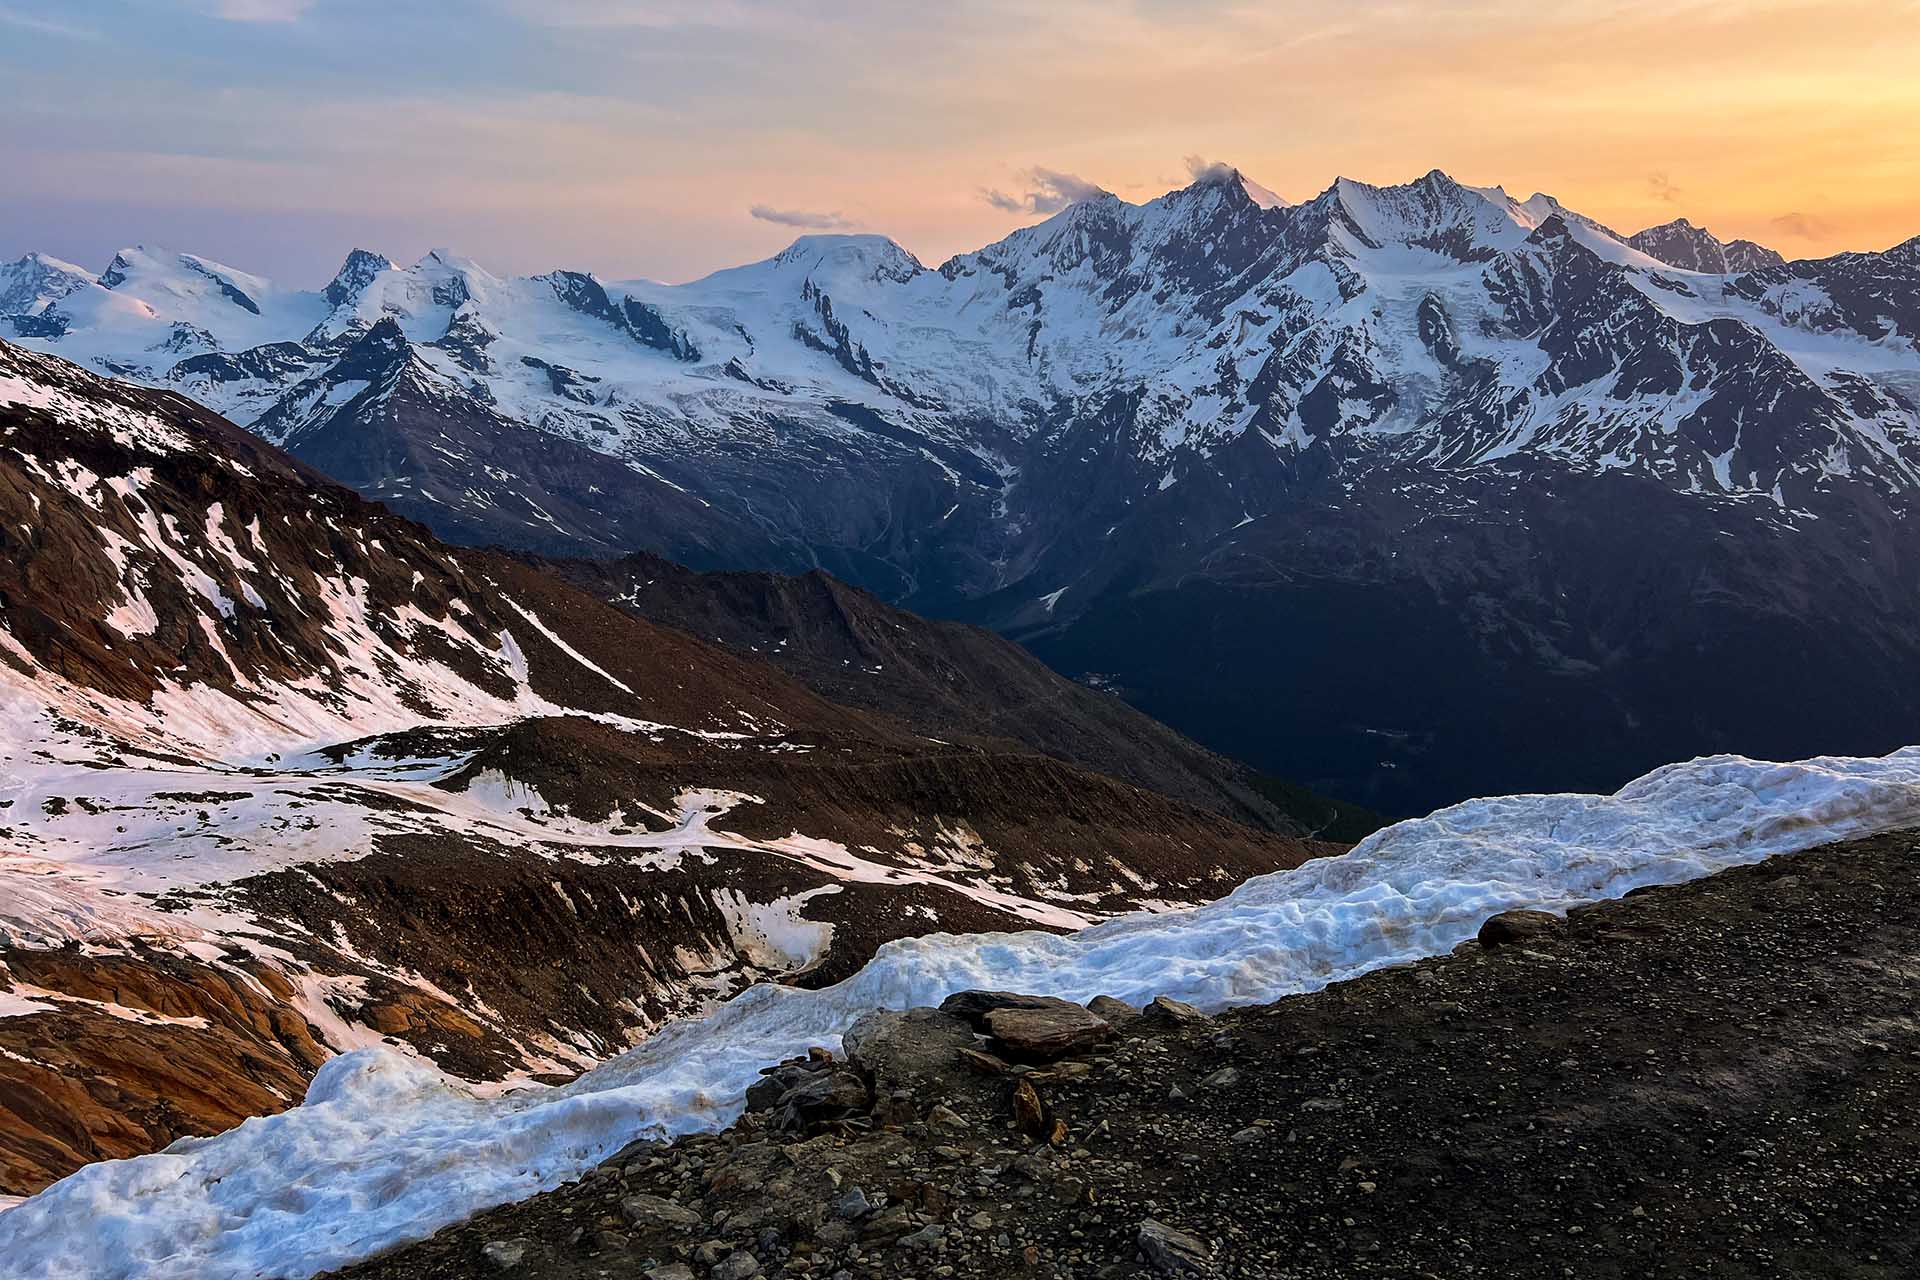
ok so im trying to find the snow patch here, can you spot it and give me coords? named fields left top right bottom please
left=6, top=746, right=1919, bottom=1278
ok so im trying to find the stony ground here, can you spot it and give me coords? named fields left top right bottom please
left=330, top=828, right=1920, bottom=1280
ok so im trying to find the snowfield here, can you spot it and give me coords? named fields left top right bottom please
left=4, top=746, right=1918, bottom=1280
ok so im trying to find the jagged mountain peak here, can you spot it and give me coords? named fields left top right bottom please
left=1629, top=217, right=1785, bottom=274
left=341, top=313, right=411, bottom=358
left=1178, top=161, right=1288, bottom=210
left=323, top=247, right=398, bottom=308
left=1313, top=169, right=1538, bottom=259
left=0, top=251, right=94, bottom=318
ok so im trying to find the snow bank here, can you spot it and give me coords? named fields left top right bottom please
left=5, top=747, right=1919, bottom=1279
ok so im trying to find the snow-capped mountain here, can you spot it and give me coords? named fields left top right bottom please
left=0, top=252, right=93, bottom=322
left=0, top=338, right=1325, bottom=1195
left=9, top=168, right=1920, bottom=808
left=1627, top=217, right=1785, bottom=274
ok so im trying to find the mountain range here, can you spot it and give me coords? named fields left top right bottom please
left=8, top=167, right=1920, bottom=811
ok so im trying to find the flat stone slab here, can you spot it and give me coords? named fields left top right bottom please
left=984, top=1003, right=1113, bottom=1060
left=939, top=989, right=1082, bottom=1028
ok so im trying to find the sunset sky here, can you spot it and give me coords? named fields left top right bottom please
left=2, top=0, right=1916, bottom=284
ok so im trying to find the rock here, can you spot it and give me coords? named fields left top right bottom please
left=602, top=1135, right=665, bottom=1168
left=861, top=1204, right=916, bottom=1240
left=775, top=1069, right=870, bottom=1132
left=480, top=1239, right=532, bottom=1270
left=712, top=1252, right=761, bottom=1280
left=1477, top=909, right=1564, bottom=948
left=644, top=1266, right=695, bottom=1280
left=899, top=1223, right=947, bottom=1250
left=621, top=1193, right=703, bottom=1230
left=958, top=1047, right=1013, bottom=1075
left=842, top=1007, right=976, bottom=1093
left=745, top=1062, right=818, bottom=1112
left=832, top=1185, right=873, bottom=1219
left=1010, top=1077, right=1050, bottom=1138
left=1142, top=996, right=1207, bottom=1025
left=926, top=1103, right=968, bottom=1129
left=1086, top=994, right=1139, bottom=1023
left=1137, top=1218, right=1211, bottom=1274
left=938, top=990, right=1081, bottom=1029
left=870, top=1089, right=918, bottom=1127
left=1200, top=1066, right=1241, bottom=1090
left=983, top=1004, right=1113, bottom=1060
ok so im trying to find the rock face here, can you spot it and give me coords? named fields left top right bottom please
left=0, top=339, right=1332, bottom=1194
left=0, top=949, right=323, bottom=1193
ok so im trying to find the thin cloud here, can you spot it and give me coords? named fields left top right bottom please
left=181, top=0, right=319, bottom=19
left=1770, top=211, right=1833, bottom=240
left=750, top=204, right=858, bottom=231
left=1184, top=154, right=1236, bottom=185
left=980, top=166, right=1106, bottom=215
left=1647, top=171, right=1683, bottom=203
left=493, top=0, right=778, bottom=29
left=0, top=6, right=102, bottom=37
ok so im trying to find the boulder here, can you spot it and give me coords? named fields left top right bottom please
left=842, top=1007, right=975, bottom=1093
left=938, top=990, right=1080, bottom=1028
left=1087, top=994, right=1140, bottom=1023
left=775, top=1068, right=870, bottom=1132
left=1142, top=996, right=1208, bottom=1025
left=984, top=1004, right=1113, bottom=1060
left=744, top=1061, right=817, bottom=1112
left=1477, top=909, right=1564, bottom=948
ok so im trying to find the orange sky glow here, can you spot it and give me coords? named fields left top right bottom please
left=1, top=0, right=1915, bottom=281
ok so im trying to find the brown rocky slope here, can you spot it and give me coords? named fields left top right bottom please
left=0, top=338, right=1334, bottom=1195
left=536, top=553, right=1386, bottom=841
